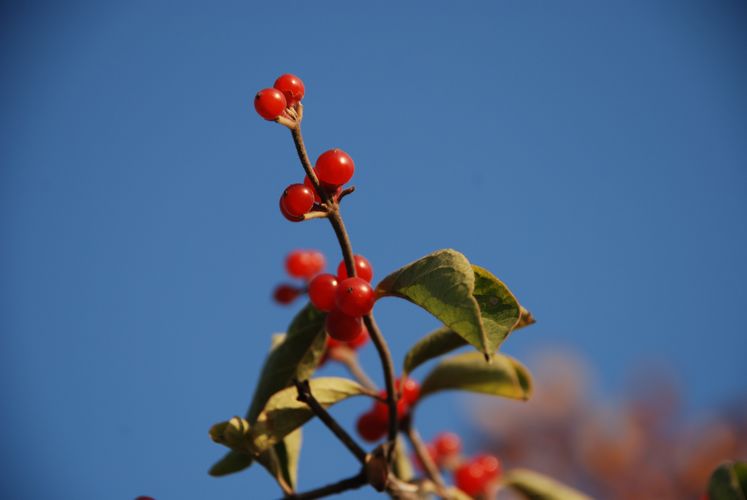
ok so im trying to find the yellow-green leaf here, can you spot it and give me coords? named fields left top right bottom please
left=419, top=352, right=532, bottom=401
left=502, top=468, right=591, bottom=500
left=251, top=377, right=367, bottom=453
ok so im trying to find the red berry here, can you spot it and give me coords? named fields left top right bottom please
left=280, top=184, right=315, bottom=218
left=433, top=432, right=461, bottom=458
left=454, top=461, right=487, bottom=497
left=273, top=74, right=305, bottom=106
left=337, top=255, right=373, bottom=282
left=356, top=411, right=387, bottom=442
left=285, top=250, right=325, bottom=279
left=273, top=284, right=301, bottom=305
left=315, top=149, right=354, bottom=186
left=279, top=198, right=303, bottom=222
left=308, top=273, right=338, bottom=312
left=346, top=326, right=369, bottom=349
left=473, top=454, right=501, bottom=481
left=303, top=173, right=322, bottom=203
left=254, top=88, right=286, bottom=120
left=371, top=389, right=408, bottom=422
left=335, top=277, right=376, bottom=317
left=325, top=308, right=364, bottom=341
left=135, top=497, right=156, bottom=500
left=396, top=377, right=421, bottom=405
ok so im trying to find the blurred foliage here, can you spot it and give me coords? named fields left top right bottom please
left=469, top=350, right=747, bottom=500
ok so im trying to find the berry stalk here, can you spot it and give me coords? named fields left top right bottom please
left=286, top=117, right=400, bottom=464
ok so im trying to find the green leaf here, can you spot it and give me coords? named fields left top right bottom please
left=502, top=468, right=591, bottom=500
left=708, top=461, right=747, bottom=500
left=471, top=265, right=520, bottom=352
left=419, top=351, right=532, bottom=401
left=208, top=305, right=326, bottom=478
left=247, top=304, right=327, bottom=422
left=403, top=302, right=533, bottom=377
left=208, top=451, right=253, bottom=477
left=251, top=377, right=367, bottom=453
left=403, top=326, right=467, bottom=376
left=377, top=249, right=489, bottom=356
left=274, top=429, right=302, bottom=490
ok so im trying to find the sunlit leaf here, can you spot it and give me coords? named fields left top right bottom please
left=471, top=265, right=520, bottom=352
left=502, top=468, right=591, bottom=500
left=708, top=461, right=747, bottom=500
left=208, top=451, right=252, bottom=477
left=419, top=351, right=532, bottom=401
left=251, top=377, right=367, bottom=453
left=377, top=249, right=489, bottom=356
left=275, top=429, right=302, bottom=490
left=392, top=436, right=414, bottom=481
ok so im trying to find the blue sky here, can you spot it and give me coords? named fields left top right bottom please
left=1, top=1, right=746, bottom=499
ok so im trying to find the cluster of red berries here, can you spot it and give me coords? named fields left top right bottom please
left=272, top=249, right=326, bottom=305
left=356, top=378, right=421, bottom=443
left=254, top=73, right=305, bottom=121
left=412, top=432, right=502, bottom=498
left=279, top=148, right=356, bottom=221
left=309, top=255, right=375, bottom=342
left=255, top=74, right=356, bottom=222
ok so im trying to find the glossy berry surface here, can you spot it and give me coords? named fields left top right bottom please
left=280, top=184, right=315, bottom=217
left=397, top=378, right=421, bottom=405
left=273, top=284, right=300, bottom=305
left=285, top=250, right=325, bottom=279
left=273, top=74, right=305, bottom=106
left=433, top=432, right=461, bottom=457
left=254, top=88, right=286, bottom=120
left=325, top=308, right=364, bottom=341
left=356, top=411, right=387, bottom=442
left=337, top=255, right=373, bottom=282
left=335, top=277, right=376, bottom=316
left=315, top=149, right=355, bottom=186
left=473, top=454, right=501, bottom=480
left=454, top=461, right=487, bottom=497
left=308, top=273, right=338, bottom=312
left=279, top=198, right=303, bottom=222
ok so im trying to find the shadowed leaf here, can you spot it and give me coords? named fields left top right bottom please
left=708, top=461, right=747, bottom=500
left=208, top=305, right=325, bottom=477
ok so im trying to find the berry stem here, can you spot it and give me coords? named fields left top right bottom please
left=330, top=348, right=378, bottom=390
left=402, top=417, right=447, bottom=492
left=294, top=379, right=367, bottom=463
left=362, top=314, right=398, bottom=453
left=288, top=107, right=330, bottom=206
left=288, top=116, right=400, bottom=467
left=282, top=470, right=368, bottom=500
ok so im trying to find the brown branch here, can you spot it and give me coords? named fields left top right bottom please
left=286, top=120, right=401, bottom=461
left=294, top=380, right=367, bottom=463
left=283, top=470, right=367, bottom=500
